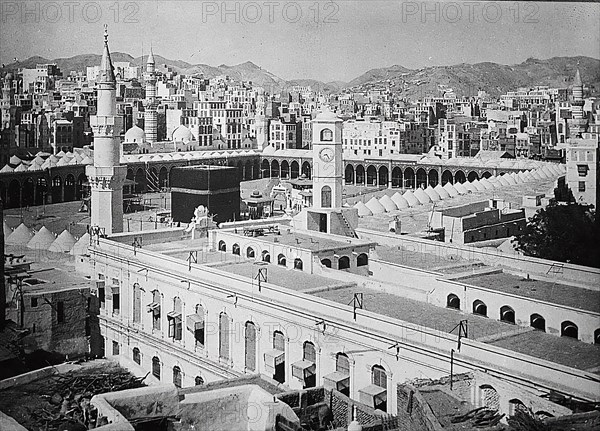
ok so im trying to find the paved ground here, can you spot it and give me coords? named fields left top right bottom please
left=373, top=244, right=472, bottom=271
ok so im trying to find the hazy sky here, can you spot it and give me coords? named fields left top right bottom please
left=1, top=1, right=598, bottom=82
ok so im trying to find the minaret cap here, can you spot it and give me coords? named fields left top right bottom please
left=99, top=24, right=116, bottom=84
left=147, top=45, right=155, bottom=65
left=573, top=68, right=582, bottom=87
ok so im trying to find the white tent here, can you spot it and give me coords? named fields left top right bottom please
left=6, top=223, right=34, bottom=245
left=443, top=182, right=459, bottom=197
left=70, top=233, right=91, bottom=256
left=365, top=196, right=386, bottom=214
left=423, top=186, right=440, bottom=202
left=434, top=184, right=451, bottom=199
left=496, top=175, right=511, bottom=186
left=354, top=201, right=372, bottom=217
left=27, top=226, right=56, bottom=250
left=391, top=192, right=409, bottom=209
left=403, top=190, right=421, bottom=207
left=48, top=229, right=77, bottom=253
left=453, top=182, right=468, bottom=194
left=379, top=195, right=398, bottom=212
left=479, top=178, right=495, bottom=190
left=471, top=179, right=486, bottom=192
left=414, top=188, right=432, bottom=204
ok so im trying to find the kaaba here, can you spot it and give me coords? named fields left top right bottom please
left=170, top=165, right=240, bottom=224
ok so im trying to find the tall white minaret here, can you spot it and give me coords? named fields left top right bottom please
left=144, top=47, right=158, bottom=143
left=86, top=26, right=126, bottom=234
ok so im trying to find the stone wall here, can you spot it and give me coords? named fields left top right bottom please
left=395, top=383, right=444, bottom=431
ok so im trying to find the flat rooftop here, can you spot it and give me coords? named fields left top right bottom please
left=311, top=286, right=600, bottom=374
left=455, top=272, right=600, bottom=313
left=374, top=245, right=477, bottom=273
left=213, top=260, right=355, bottom=292
left=225, top=228, right=370, bottom=252
left=488, top=330, right=600, bottom=373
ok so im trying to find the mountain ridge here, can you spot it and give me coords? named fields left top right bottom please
left=2, top=54, right=598, bottom=97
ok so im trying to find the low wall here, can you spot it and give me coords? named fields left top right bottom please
left=0, top=362, right=77, bottom=391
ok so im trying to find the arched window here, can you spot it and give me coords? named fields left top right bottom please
left=168, top=297, right=182, bottom=341
left=320, top=128, right=333, bottom=141
left=480, top=385, right=499, bottom=410
left=303, top=341, right=316, bottom=363
left=473, top=300, right=487, bottom=317
left=132, top=283, right=141, bottom=323
left=530, top=314, right=545, bottom=331
left=218, top=240, right=226, bottom=252
left=152, top=356, right=161, bottom=380
left=294, top=258, right=303, bottom=270
left=151, top=290, right=161, bottom=331
left=195, top=375, right=204, bottom=386
left=219, top=313, right=230, bottom=360
left=245, top=322, right=257, bottom=371
left=272, top=331, right=286, bottom=384
left=321, top=185, right=332, bottom=208
left=173, top=366, right=182, bottom=388
left=561, top=321, right=578, bottom=339
left=335, top=353, right=351, bottom=396
left=500, top=305, right=515, bottom=324
left=595, top=329, right=600, bottom=345
left=246, top=247, right=255, bottom=259
left=357, top=253, right=368, bottom=267
left=261, top=250, right=270, bottom=262
left=508, top=399, right=527, bottom=417
left=299, top=341, right=317, bottom=388
left=371, top=365, right=387, bottom=411
left=232, top=243, right=240, bottom=255
left=338, top=256, right=350, bottom=270
left=321, top=258, right=331, bottom=268
left=192, top=304, right=205, bottom=346
left=133, top=347, right=141, bottom=365
left=278, top=254, right=287, bottom=266
left=447, top=294, right=460, bottom=310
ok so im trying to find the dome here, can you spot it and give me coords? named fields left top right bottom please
left=124, top=125, right=146, bottom=143
left=262, top=145, right=276, bottom=155
left=315, top=107, right=340, bottom=122
left=172, top=125, right=193, bottom=143
left=250, top=190, right=262, bottom=198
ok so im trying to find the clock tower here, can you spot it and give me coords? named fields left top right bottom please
left=312, top=107, right=343, bottom=209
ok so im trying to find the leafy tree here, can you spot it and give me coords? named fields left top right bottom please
left=513, top=202, right=600, bottom=268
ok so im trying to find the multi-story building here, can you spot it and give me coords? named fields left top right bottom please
left=565, top=135, right=599, bottom=208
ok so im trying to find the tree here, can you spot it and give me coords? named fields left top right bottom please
left=513, top=202, right=600, bottom=268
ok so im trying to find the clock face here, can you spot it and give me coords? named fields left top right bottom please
left=319, top=147, right=334, bottom=162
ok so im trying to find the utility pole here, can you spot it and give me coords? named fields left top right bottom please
left=0, top=197, right=5, bottom=327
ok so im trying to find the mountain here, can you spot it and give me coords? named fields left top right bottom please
left=2, top=53, right=598, bottom=98
left=346, top=56, right=600, bottom=98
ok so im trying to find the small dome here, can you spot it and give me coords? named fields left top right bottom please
left=125, top=125, right=146, bottom=143
left=172, top=125, right=192, bottom=143
left=251, top=190, right=262, bottom=198
left=262, top=145, right=276, bottom=155
left=315, top=107, right=340, bottom=122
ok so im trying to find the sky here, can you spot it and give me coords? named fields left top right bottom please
left=0, top=1, right=599, bottom=82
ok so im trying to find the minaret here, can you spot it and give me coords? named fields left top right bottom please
left=143, top=47, right=158, bottom=143
left=255, top=87, right=267, bottom=149
left=568, top=68, right=587, bottom=138
left=86, top=26, right=126, bottom=234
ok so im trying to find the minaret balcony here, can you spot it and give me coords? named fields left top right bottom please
left=91, top=115, right=123, bottom=137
